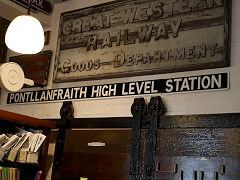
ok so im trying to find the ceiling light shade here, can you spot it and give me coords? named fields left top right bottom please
left=5, top=15, right=44, bottom=54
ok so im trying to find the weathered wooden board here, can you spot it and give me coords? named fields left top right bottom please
left=54, top=0, right=231, bottom=82
left=157, top=128, right=240, bottom=157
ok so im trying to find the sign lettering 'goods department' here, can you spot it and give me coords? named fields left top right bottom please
left=54, top=0, right=231, bottom=82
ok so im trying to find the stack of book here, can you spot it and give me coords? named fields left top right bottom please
left=0, top=128, right=46, bottom=164
left=0, top=167, right=20, bottom=180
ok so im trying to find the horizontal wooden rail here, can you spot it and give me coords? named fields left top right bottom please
left=0, top=109, right=56, bottom=128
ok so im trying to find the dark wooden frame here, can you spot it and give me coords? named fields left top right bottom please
left=9, top=50, right=52, bottom=87
left=50, top=113, right=240, bottom=130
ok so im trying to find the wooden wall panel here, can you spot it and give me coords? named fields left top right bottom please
left=157, top=128, right=240, bottom=157
left=156, top=128, right=240, bottom=180
left=155, top=156, right=240, bottom=180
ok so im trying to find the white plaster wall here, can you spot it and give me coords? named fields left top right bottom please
left=0, top=0, right=240, bottom=119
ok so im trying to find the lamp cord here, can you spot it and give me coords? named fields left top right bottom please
left=27, top=0, right=31, bottom=15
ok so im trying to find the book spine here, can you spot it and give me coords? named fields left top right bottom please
left=2, top=167, right=6, bottom=180
left=12, top=168, right=16, bottom=180
left=15, top=169, right=20, bottom=180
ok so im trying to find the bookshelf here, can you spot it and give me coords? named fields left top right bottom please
left=0, top=109, right=56, bottom=180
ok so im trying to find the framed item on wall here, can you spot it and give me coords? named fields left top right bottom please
left=9, top=51, right=52, bottom=87
left=53, top=0, right=231, bottom=83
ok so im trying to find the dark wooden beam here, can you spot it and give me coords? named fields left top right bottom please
left=0, top=109, right=56, bottom=128
left=48, top=113, right=240, bottom=129
left=50, top=117, right=134, bottom=129
left=160, top=113, right=240, bottom=129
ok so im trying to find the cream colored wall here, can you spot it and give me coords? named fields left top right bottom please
left=0, top=0, right=240, bottom=119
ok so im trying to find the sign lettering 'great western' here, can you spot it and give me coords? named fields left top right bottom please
left=8, top=73, right=229, bottom=104
left=54, top=0, right=231, bottom=82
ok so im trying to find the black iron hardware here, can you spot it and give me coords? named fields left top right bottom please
left=180, top=170, right=184, bottom=180
left=174, top=164, right=178, bottom=173
left=129, top=96, right=164, bottom=179
left=146, top=96, right=164, bottom=178
left=214, top=172, right=218, bottom=180
left=200, top=171, right=204, bottom=180
left=129, top=98, right=146, bottom=175
left=54, top=101, right=74, bottom=170
left=193, top=171, right=197, bottom=180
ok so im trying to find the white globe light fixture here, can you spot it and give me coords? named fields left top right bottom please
left=5, top=2, right=44, bottom=54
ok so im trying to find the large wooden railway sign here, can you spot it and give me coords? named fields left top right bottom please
left=54, top=0, right=231, bottom=83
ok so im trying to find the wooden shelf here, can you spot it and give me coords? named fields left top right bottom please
left=0, top=160, right=41, bottom=169
left=0, top=109, right=56, bottom=180
left=0, top=109, right=56, bottom=128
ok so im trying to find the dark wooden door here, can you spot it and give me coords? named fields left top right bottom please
left=52, top=129, right=132, bottom=180
left=155, top=128, right=240, bottom=180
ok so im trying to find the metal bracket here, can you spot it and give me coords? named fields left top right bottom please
left=54, top=101, right=74, bottom=170
left=129, top=98, right=147, bottom=175
left=129, top=96, right=164, bottom=179
left=146, top=96, right=164, bottom=178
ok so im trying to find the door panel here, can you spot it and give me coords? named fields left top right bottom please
left=57, top=152, right=130, bottom=180
left=155, top=128, right=240, bottom=180
left=155, top=156, right=240, bottom=180
left=52, top=129, right=132, bottom=180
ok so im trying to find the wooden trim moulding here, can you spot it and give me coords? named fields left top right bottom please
left=49, top=113, right=240, bottom=129
left=0, top=109, right=56, bottom=128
